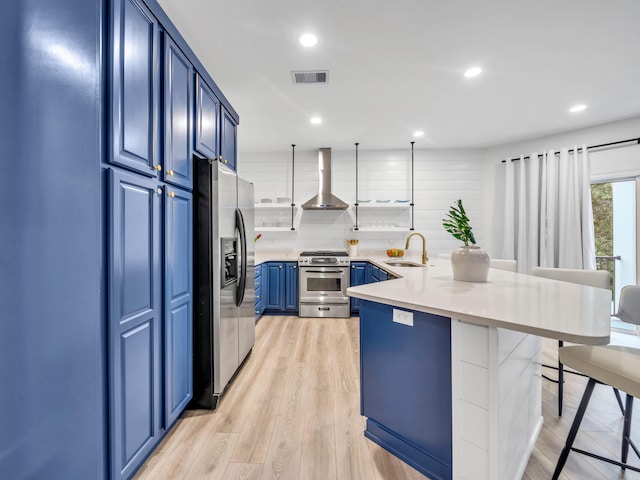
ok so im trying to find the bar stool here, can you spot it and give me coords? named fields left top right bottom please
left=552, top=344, right=640, bottom=478
left=611, top=285, right=640, bottom=413
left=531, top=267, right=610, bottom=416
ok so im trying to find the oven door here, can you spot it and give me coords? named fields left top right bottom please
left=299, top=266, right=349, bottom=304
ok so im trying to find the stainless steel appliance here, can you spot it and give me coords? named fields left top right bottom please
left=298, top=251, right=350, bottom=318
left=192, top=155, right=255, bottom=409
left=301, top=148, right=349, bottom=210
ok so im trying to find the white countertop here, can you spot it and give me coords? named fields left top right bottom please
left=347, top=257, right=611, bottom=345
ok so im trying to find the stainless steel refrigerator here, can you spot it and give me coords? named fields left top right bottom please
left=192, top=155, right=255, bottom=409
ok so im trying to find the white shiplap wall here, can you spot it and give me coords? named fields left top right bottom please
left=239, top=147, right=486, bottom=255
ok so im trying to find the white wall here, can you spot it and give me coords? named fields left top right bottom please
left=482, top=115, right=640, bottom=257
left=239, top=147, right=485, bottom=256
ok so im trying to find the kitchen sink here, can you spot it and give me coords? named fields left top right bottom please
left=384, top=260, right=425, bottom=267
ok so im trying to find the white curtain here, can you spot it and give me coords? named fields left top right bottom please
left=502, top=146, right=596, bottom=273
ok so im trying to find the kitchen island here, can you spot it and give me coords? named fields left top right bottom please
left=347, top=258, right=611, bottom=480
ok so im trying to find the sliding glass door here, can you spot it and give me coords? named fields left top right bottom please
left=591, top=178, right=638, bottom=334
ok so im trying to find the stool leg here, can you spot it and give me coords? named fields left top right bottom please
left=552, top=378, right=596, bottom=480
left=622, top=394, right=634, bottom=468
left=613, top=388, right=625, bottom=415
left=558, top=340, right=564, bottom=417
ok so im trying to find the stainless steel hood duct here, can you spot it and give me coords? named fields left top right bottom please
left=301, top=148, right=349, bottom=210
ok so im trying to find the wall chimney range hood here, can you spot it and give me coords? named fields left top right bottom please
left=302, top=148, right=349, bottom=210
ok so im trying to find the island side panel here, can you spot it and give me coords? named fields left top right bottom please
left=359, top=300, right=452, bottom=480
left=451, top=320, right=542, bottom=480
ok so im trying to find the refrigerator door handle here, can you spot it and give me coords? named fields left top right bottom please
left=235, top=207, right=247, bottom=307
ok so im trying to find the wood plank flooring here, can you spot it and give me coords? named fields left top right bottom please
left=134, top=316, right=640, bottom=480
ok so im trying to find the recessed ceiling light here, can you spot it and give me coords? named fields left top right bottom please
left=299, top=33, right=318, bottom=47
left=464, top=67, right=482, bottom=78
left=310, top=116, right=322, bottom=125
left=569, top=104, right=587, bottom=113
left=413, top=130, right=425, bottom=137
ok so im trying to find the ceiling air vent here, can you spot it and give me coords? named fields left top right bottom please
left=291, top=70, right=329, bottom=85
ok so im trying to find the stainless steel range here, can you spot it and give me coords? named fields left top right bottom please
left=298, top=251, right=350, bottom=318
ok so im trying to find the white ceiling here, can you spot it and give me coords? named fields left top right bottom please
left=157, top=0, right=640, bottom=153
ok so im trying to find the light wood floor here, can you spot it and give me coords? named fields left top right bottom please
left=134, top=316, right=640, bottom=480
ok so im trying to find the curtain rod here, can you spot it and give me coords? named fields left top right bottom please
left=500, top=136, right=640, bottom=163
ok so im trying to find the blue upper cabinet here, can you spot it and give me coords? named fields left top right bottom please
left=221, top=106, right=238, bottom=171
left=110, top=0, right=160, bottom=177
left=194, top=75, right=220, bottom=159
left=164, top=187, right=193, bottom=426
left=107, top=169, right=163, bottom=480
left=164, top=35, right=193, bottom=189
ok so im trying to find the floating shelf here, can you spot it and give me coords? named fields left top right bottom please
left=255, top=203, right=296, bottom=209
left=354, top=203, right=410, bottom=209
left=255, top=226, right=297, bottom=232
left=353, top=226, right=410, bottom=232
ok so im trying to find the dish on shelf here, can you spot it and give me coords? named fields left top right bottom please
left=375, top=199, right=391, bottom=203
left=395, top=199, right=410, bottom=203
left=260, top=198, right=272, bottom=203
left=276, top=197, right=291, bottom=203
left=358, top=199, right=371, bottom=203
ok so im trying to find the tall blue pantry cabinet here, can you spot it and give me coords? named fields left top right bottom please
left=0, top=1, right=106, bottom=478
left=0, top=0, right=238, bottom=478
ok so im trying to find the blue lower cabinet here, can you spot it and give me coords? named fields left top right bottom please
left=264, top=261, right=298, bottom=314
left=164, top=188, right=193, bottom=426
left=255, top=263, right=265, bottom=318
left=284, top=263, right=298, bottom=312
left=108, top=169, right=163, bottom=480
left=350, top=262, right=367, bottom=314
left=360, top=300, right=452, bottom=480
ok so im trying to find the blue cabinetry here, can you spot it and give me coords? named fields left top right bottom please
left=108, top=2, right=196, bottom=477
left=285, top=263, right=299, bottom=311
left=264, top=261, right=298, bottom=314
left=350, top=262, right=393, bottom=314
left=164, top=187, right=193, bottom=426
left=255, top=263, right=266, bottom=318
left=107, top=169, right=163, bottom=480
left=350, top=262, right=367, bottom=313
left=164, top=35, right=193, bottom=189
left=110, top=0, right=160, bottom=177
left=360, top=301, right=452, bottom=480
left=221, top=106, right=238, bottom=171
left=1, top=0, right=106, bottom=477
left=194, top=75, right=220, bottom=159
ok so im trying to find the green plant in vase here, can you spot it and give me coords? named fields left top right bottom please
left=442, top=199, right=476, bottom=246
left=442, top=199, right=489, bottom=282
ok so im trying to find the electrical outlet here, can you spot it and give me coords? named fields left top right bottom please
left=393, top=308, right=413, bottom=327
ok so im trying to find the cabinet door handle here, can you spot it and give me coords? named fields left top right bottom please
left=169, top=192, right=175, bottom=198
left=168, top=170, right=174, bottom=176
left=293, top=265, right=297, bottom=269
left=155, top=165, right=162, bottom=171
left=156, top=188, right=163, bottom=195
left=278, top=265, right=282, bottom=269
left=218, top=155, right=223, bottom=161
left=223, top=159, right=228, bottom=164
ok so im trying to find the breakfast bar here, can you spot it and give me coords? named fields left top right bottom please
left=347, top=258, right=611, bottom=480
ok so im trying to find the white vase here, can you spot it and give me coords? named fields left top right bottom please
left=349, top=244, right=358, bottom=257
left=451, top=245, right=490, bottom=282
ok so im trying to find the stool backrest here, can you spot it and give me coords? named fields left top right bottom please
left=531, top=267, right=610, bottom=290
left=616, top=285, right=640, bottom=325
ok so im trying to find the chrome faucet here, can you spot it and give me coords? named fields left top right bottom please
left=405, top=232, right=428, bottom=264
